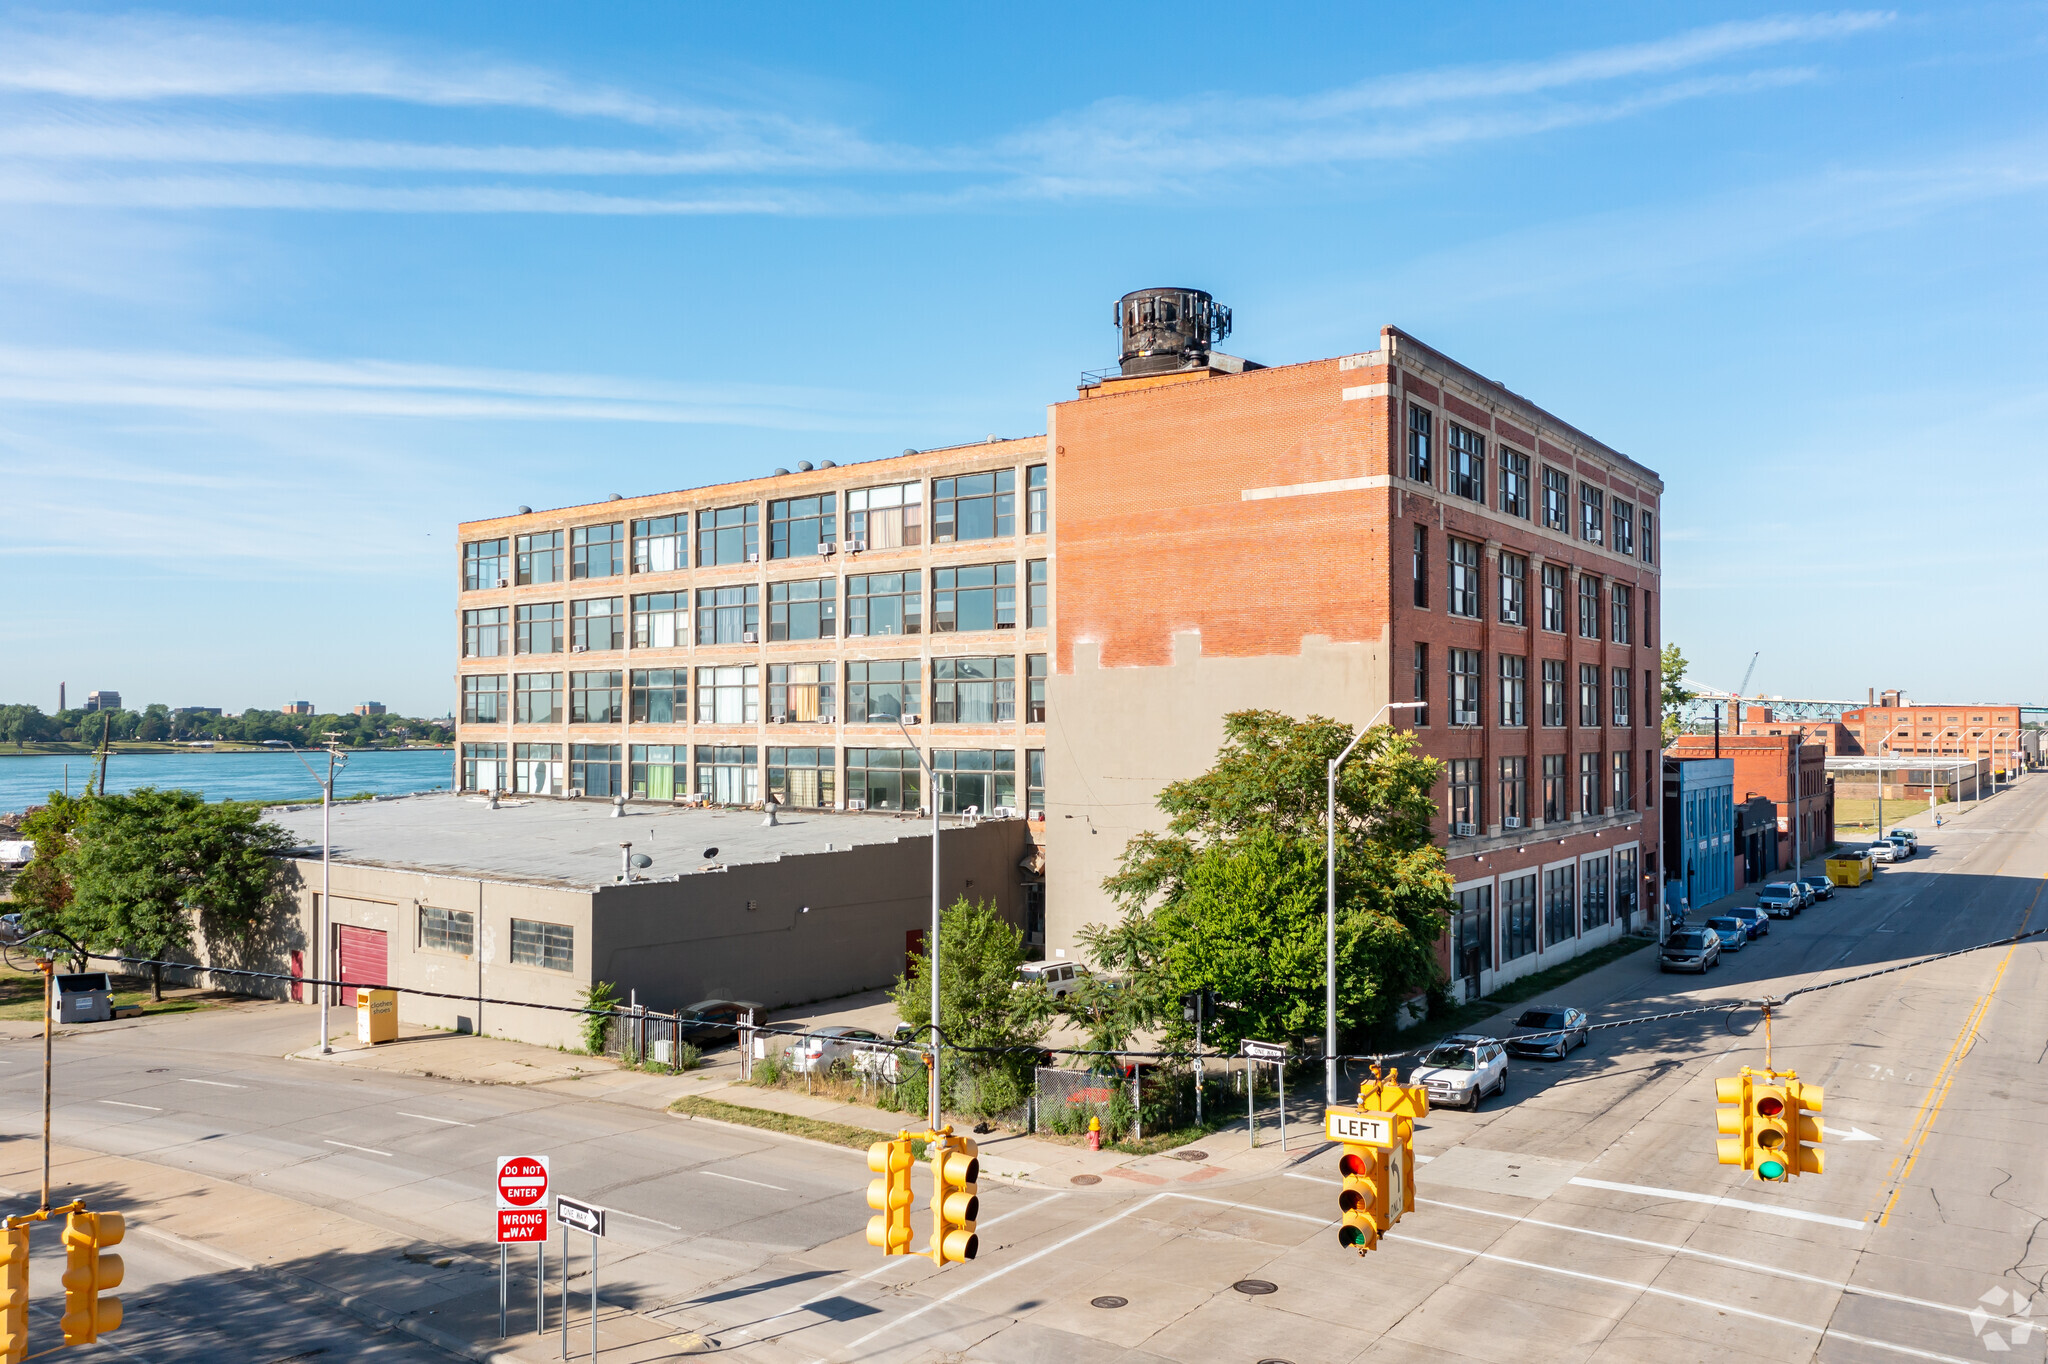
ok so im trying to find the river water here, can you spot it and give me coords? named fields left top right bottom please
left=0, top=748, right=455, bottom=814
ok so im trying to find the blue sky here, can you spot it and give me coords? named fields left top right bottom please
left=3, top=3, right=2044, bottom=717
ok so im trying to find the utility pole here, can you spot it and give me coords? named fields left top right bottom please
left=895, top=713, right=942, bottom=1136
left=292, top=741, right=348, bottom=1054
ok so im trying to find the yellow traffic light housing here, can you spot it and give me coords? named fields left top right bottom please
left=1785, top=1078, right=1825, bottom=1177
left=1335, top=1142, right=1388, bottom=1253
left=864, top=1134, right=917, bottom=1255
left=929, top=1132, right=979, bottom=1264
left=1714, top=1068, right=1823, bottom=1181
left=1714, top=1072, right=1751, bottom=1167
left=59, top=1209, right=124, bottom=1345
left=0, top=1226, right=26, bottom=1364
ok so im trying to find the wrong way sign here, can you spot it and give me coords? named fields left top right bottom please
left=496, top=1154, right=550, bottom=1244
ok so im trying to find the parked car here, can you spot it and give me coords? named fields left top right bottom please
left=1728, top=906, right=1770, bottom=939
left=1870, top=840, right=1902, bottom=863
left=678, top=999, right=766, bottom=1047
left=785, top=1025, right=887, bottom=1074
left=1703, top=916, right=1750, bottom=952
left=1016, top=960, right=1089, bottom=999
left=1661, top=929, right=1721, bottom=972
left=1798, top=877, right=1835, bottom=903
left=1756, top=883, right=1804, bottom=918
left=1886, top=835, right=1917, bottom=859
left=1506, top=1007, right=1590, bottom=1060
left=1410, top=1034, right=1509, bottom=1109
left=1888, top=826, right=1920, bottom=848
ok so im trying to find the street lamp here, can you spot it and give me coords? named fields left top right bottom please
left=893, top=710, right=943, bottom=1136
left=290, top=739, right=349, bottom=1055
left=1326, top=701, right=1426, bottom=1108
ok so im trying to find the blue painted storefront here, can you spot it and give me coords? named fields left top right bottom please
left=1662, top=757, right=1734, bottom=911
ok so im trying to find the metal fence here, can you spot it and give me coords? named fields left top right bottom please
left=602, top=1007, right=698, bottom=1073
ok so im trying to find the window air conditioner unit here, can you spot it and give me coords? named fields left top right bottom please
left=771, top=714, right=787, bottom=724
left=1504, top=816, right=1523, bottom=829
left=741, top=631, right=759, bottom=643
left=996, top=622, right=1015, bottom=629
left=745, top=551, right=761, bottom=563
left=936, top=534, right=954, bottom=544
left=848, top=539, right=867, bottom=553
left=1453, top=822, right=1476, bottom=837
left=569, top=788, right=585, bottom=799
left=571, top=644, right=588, bottom=653
left=848, top=798, right=867, bottom=810
left=818, top=543, right=837, bottom=556
left=497, top=578, right=510, bottom=588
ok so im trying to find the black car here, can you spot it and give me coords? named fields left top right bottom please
left=1798, top=877, right=1835, bottom=903
left=677, top=999, right=765, bottom=1047
left=1506, top=1007, right=1590, bottom=1059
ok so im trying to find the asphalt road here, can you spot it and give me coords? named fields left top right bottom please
left=2, top=779, right=2045, bottom=1362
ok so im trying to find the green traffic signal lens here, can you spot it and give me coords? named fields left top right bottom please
left=1338, top=1226, right=1366, bottom=1248
left=1758, top=1160, right=1786, bottom=1180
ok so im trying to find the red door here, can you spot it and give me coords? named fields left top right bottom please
left=289, top=950, right=304, bottom=1004
left=905, top=929, right=925, bottom=980
left=336, top=925, right=388, bottom=1007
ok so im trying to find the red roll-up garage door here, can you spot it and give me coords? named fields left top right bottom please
left=336, top=925, right=388, bottom=1008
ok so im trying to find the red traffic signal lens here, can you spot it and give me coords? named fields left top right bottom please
left=1756, top=1096, right=1784, bottom=1117
left=1338, top=1152, right=1367, bottom=1177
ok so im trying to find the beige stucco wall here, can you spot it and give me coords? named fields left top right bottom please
left=1042, top=630, right=1389, bottom=958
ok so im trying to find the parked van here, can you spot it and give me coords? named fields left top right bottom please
left=1017, top=961, right=1089, bottom=998
left=1888, top=827, right=1920, bottom=847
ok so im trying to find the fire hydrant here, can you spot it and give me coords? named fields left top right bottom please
left=1086, top=1115, right=1101, bottom=1152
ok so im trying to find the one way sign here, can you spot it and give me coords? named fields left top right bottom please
left=556, top=1194, right=607, bottom=1238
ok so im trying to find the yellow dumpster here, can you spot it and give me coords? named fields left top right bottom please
left=357, top=988, right=398, bottom=1044
left=1826, top=853, right=1873, bottom=888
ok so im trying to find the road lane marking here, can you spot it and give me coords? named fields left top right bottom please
left=324, top=1139, right=391, bottom=1158
left=1172, top=1189, right=1332, bottom=1224
left=98, top=1100, right=161, bottom=1111
left=838, top=1193, right=1165, bottom=1355
left=608, top=1208, right=683, bottom=1231
left=1566, top=1176, right=1866, bottom=1229
left=180, top=1078, right=245, bottom=1088
left=700, top=1170, right=787, bottom=1191
left=1821, top=1124, right=1879, bottom=1142
left=1389, top=1231, right=1982, bottom=1364
left=396, top=1112, right=473, bottom=1126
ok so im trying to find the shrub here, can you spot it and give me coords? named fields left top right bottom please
left=577, top=982, right=621, bottom=1056
left=752, top=1054, right=784, bottom=1087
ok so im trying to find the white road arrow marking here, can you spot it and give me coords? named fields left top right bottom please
left=1822, top=1125, right=1879, bottom=1142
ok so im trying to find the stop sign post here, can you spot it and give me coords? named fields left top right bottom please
left=495, top=1154, right=550, bottom=1340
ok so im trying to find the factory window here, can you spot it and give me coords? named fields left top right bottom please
left=1411, top=644, right=1430, bottom=727
left=1542, top=753, right=1566, bottom=821
left=1640, top=511, right=1655, bottom=564
left=1611, top=750, right=1633, bottom=812
left=571, top=597, right=625, bottom=652
left=846, top=659, right=921, bottom=723
left=1447, top=759, right=1480, bottom=833
left=1542, top=467, right=1569, bottom=532
left=1027, top=559, right=1049, bottom=628
left=769, top=494, right=837, bottom=560
left=1026, top=749, right=1045, bottom=816
left=420, top=905, right=475, bottom=957
left=1501, top=872, right=1537, bottom=962
left=515, top=602, right=564, bottom=655
left=513, top=673, right=561, bottom=726
left=1541, top=564, right=1566, bottom=632
left=1498, top=552, right=1526, bottom=625
left=514, top=742, right=562, bottom=796
left=1611, top=666, right=1631, bottom=728
left=632, top=515, right=685, bottom=574
left=1407, top=406, right=1433, bottom=484
left=695, top=665, right=759, bottom=726
left=845, top=572, right=922, bottom=636
left=461, top=742, right=507, bottom=793
left=934, top=749, right=1016, bottom=814
left=462, top=674, right=506, bottom=725
left=464, top=538, right=509, bottom=591
left=1499, top=756, right=1527, bottom=825
left=630, top=669, right=686, bottom=724
left=1499, top=655, right=1526, bottom=728
left=847, top=482, right=922, bottom=550
left=1027, top=654, right=1047, bottom=723
left=1026, top=464, right=1049, bottom=535
left=1449, top=424, right=1485, bottom=502
left=516, top=531, right=564, bottom=586
left=1449, top=649, right=1481, bottom=727
left=695, top=584, right=759, bottom=645
left=933, top=656, right=1015, bottom=724
left=1545, top=865, right=1577, bottom=946
left=1610, top=584, right=1632, bottom=646
left=845, top=747, right=921, bottom=811
left=768, top=578, right=837, bottom=641
left=1541, top=660, right=1566, bottom=728
left=694, top=746, right=758, bottom=804
left=464, top=607, right=509, bottom=659
left=510, top=919, right=574, bottom=973
left=696, top=504, right=759, bottom=566
left=1412, top=526, right=1429, bottom=609
left=1499, top=447, right=1530, bottom=519
left=1578, top=664, right=1601, bottom=729
left=1580, top=485, right=1605, bottom=545
left=1579, top=752, right=1600, bottom=814
left=933, top=563, right=1016, bottom=633
left=769, top=663, right=834, bottom=722
left=933, top=471, right=1015, bottom=543
left=630, top=593, right=686, bottom=649
left=571, top=523, right=626, bottom=580
left=569, top=744, right=621, bottom=797
left=1447, top=537, right=1481, bottom=618
left=768, top=747, right=836, bottom=808
left=630, top=744, right=684, bottom=800
left=569, top=671, right=622, bottom=725
left=1577, top=575, right=1600, bottom=640
left=1611, top=500, right=1634, bottom=556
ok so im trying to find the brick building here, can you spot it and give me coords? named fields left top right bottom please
left=1044, top=302, right=1663, bottom=1000
left=1664, top=733, right=1830, bottom=874
left=1837, top=690, right=2024, bottom=777
left=1732, top=705, right=1851, bottom=754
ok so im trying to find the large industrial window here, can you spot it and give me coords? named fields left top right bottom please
left=1412, top=526, right=1429, bottom=609
left=516, top=531, right=564, bottom=586
left=1541, top=660, right=1566, bottom=728
left=846, top=659, right=920, bottom=722
left=1540, top=564, right=1567, bottom=633
left=695, top=746, right=758, bottom=804
left=630, top=744, right=683, bottom=800
left=695, top=665, right=759, bottom=725
left=510, top=919, right=574, bottom=972
left=697, top=504, right=759, bottom=566
left=570, top=523, right=625, bottom=579
left=1501, top=873, right=1537, bottom=962
left=513, top=673, right=561, bottom=725
left=1449, top=424, right=1485, bottom=502
left=1542, top=467, right=1569, bottom=531
left=1026, top=749, right=1045, bottom=815
left=845, top=573, right=921, bottom=636
left=768, top=578, right=837, bottom=641
left=1579, top=485, right=1605, bottom=544
left=630, top=669, right=686, bottom=724
left=1448, top=758, right=1480, bottom=834
left=515, top=602, right=564, bottom=655
left=769, top=662, right=834, bottom=722
left=1449, top=648, right=1481, bottom=727
left=847, top=482, right=922, bottom=550
left=933, top=563, right=1016, bottom=632
left=1581, top=855, right=1611, bottom=931
left=1026, top=464, right=1049, bottom=535
left=1498, top=552, right=1526, bottom=625
left=1447, top=538, right=1480, bottom=618
left=1407, top=407, right=1433, bottom=484
left=1027, top=653, right=1047, bottom=723
left=1610, top=584, right=1633, bottom=646
left=1611, top=666, right=1631, bottom=728
left=1498, top=655, right=1526, bottom=727
left=1640, top=511, right=1655, bottom=564
left=933, top=471, right=1014, bottom=542
left=845, top=747, right=920, bottom=811
left=420, top=905, right=475, bottom=956
left=1453, top=886, right=1493, bottom=979
left=768, top=746, right=836, bottom=808
left=1411, top=643, right=1429, bottom=727
left=934, top=749, right=1016, bottom=814
left=769, top=494, right=836, bottom=559
left=568, top=671, right=622, bottom=725
left=464, top=539, right=509, bottom=591
left=1545, top=865, right=1577, bottom=946
left=1577, top=575, right=1600, bottom=640
left=1579, top=751, right=1600, bottom=814
left=513, top=742, right=561, bottom=795
left=1026, top=559, right=1048, bottom=628
left=464, top=607, right=508, bottom=658
left=1611, top=750, right=1633, bottom=812
left=461, top=742, right=506, bottom=793
left=1542, top=753, right=1566, bottom=821
left=631, top=593, right=686, bottom=649
left=933, top=656, right=1015, bottom=724
left=632, top=515, right=685, bottom=574
left=1611, top=500, right=1634, bottom=556
left=1499, top=448, right=1530, bottom=519
left=569, top=743, right=621, bottom=797
left=1578, top=664, right=1601, bottom=728
left=462, top=674, right=506, bottom=725
left=571, top=597, right=624, bottom=652
left=1499, top=756, right=1527, bottom=826
left=695, top=584, right=759, bottom=645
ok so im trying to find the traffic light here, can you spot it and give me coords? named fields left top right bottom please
left=1336, top=1140, right=1398, bottom=1253
left=1714, top=1069, right=1823, bottom=1181
left=864, top=1135, right=916, bottom=1256
left=1714, top=1072, right=1751, bottom=1167
left=1785, top=1078, right=1825, bottom=1177
left=1748, top=1077, right=1792, bottom=1182
left=59, top=1210, right=123, bottom=1345
left=929, top=1133, right=979, bottom=1264
left=0, top=1226, right=27, bottom=1364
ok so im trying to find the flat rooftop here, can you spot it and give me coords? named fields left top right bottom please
left=266, top=793, right=960, bottom=889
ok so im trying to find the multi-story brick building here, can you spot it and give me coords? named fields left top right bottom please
left=1837, top=691, right=2024, bottom=776
left=1664, top=733, right=1830, bottom=873
left=1043, top=300, right=1663, bottom=1000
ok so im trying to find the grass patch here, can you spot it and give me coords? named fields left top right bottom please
left=1835, top=798, right=1929, bottom=833
left=0, top=964, right=230, bottom=1022
left=668, top=1094, right=897, bottom=1150
left=1399, top=935, right=1654, bottom=1051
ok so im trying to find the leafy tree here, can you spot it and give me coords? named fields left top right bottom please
left=60, top=789, right=293, bottom=1000
left=1661, top=644, right=1697, bottom=744
left=578, top=980, right=621, bottom=1055
left=1099, top=709, right=1451, bottom=1049
left=1064, top=911, right=1173, bottom=1062
left=136, top=704, right=172, bottom=742
left=11, top=793, right=87, bottom=965
left=893, top=897, right=1049, bottom=1116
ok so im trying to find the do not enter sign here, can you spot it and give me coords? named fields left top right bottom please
left=496, top=1154, right=550, bottom=1243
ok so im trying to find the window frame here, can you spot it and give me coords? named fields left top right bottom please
left=1447, top=537, right=1481, bottom=618
left=931, top=470, right=1015, bottom=544
left=1498, top=447, right=1530, bottom=519
left=1407, top=406, right=1433, bottom=484
left=569, top=523, right=626, bottom=580
left=509, top=918, right=574, bottom=972
left=1449, top=424, right=1485, bottom=502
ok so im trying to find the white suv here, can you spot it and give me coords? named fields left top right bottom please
left=1410, top=1035, right=1509, bottom=1110
left=1016, top=961, right=1089, bottom=999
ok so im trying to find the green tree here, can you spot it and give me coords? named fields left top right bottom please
left=61, top=789, right=293, bottom=1000
left=1099, top=709, right=1451, bottom=1049
left=136, top=704, right=172, bottom=743
left=1063, top=911, right=1173, bottom=1062
left=578, top=980, right=621, bottom=1054
left=11, top=793, right=87, bottom=963
left=1661, top=644, right=1697, bottom=744
left=892, top=897, right=1049, bottom=1117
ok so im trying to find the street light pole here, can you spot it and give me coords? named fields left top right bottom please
left=1326, top=701, right=1424, bottom=1109
left=292, top=741, right=348, bottom=1055
left=895, top=713, right=941, bottom=1136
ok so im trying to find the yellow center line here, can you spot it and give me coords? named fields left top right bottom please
left=1869, top=873, right=2041, bottom=1226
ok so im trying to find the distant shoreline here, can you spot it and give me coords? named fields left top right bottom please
left=0, top=744, right=454, bottom=759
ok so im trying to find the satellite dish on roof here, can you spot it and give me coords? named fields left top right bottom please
left=703, top=847, right=719, bottom=859
left=631, top=853, right=652, bottom=869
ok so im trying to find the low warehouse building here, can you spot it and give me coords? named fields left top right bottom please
left=252, top=793, right=1030, bottom=1049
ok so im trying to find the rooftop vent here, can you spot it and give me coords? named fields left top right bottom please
left=517, top=505, right=532, bottom=514
left=1115, top=288, right=1232, bottom=376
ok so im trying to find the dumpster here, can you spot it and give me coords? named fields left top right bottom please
left=1826, top=853, right=1874, bottom=888
left=356, top=988, right=398, bottom=1044
left=50, top=973, right=113, bottom=1024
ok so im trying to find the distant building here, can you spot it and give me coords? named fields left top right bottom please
left=283, top=701, right=315, bottom=715
left=84, top=690, right=121, bottom=712
left=1836, top=690, right=2024, bottom=777
left=1662, top=757, right=1733, bottom=911
left=1732, top=705, right=1851, bottom=754
left=1665, top=733, right=1831, bottom=871
left=354, top=703, right=387, bottom=717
